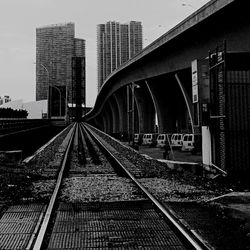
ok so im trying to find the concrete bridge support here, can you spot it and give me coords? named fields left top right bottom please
left=146, top=72, right=191, bottom=134
left=113, top=88, right=128, bottom=136
left=92, top=116, right=103, bottom=131
left=107, top=97, right=119, bottom=134
left=174, top=70, right=194, bottom=133
left=133, top=82, right=156, bottom=133
left=102, top=105, right=112, bottom=133
left=112, top=94, right=123, bottom=133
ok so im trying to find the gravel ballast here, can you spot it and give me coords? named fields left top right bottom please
left=86, top=124, right=228, bottom=202
left=60, top=175, right=145, bottom=202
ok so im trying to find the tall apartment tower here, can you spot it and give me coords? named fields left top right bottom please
left=36, top=22, right=85, bottom=118
left=97, top=21, right=143, bottom=91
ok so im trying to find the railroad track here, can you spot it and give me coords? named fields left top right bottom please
left=0, top=122, right=210, bottom=249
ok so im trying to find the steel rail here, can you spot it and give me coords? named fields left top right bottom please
left=25, top=205, right=47, bottom=250
left=83, top=123, right=211, bottom=250
left=80, top=123, right=101, bottom=165
left=32, top=122, right=76, bottom=250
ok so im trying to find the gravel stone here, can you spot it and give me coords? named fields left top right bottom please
left=60, top=175, right=145, bottom=202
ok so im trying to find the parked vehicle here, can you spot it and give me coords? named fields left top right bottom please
left=182, top=134, right=202, bottom=152
left=142, top=133, right=158, bottom=146
left=156, top=133, right=171, bottom=148
left=170, top=133, right=184, bottom=149
left=181, top=134, right=194, bottom=151
left=134, top=133, right=143, bottom=145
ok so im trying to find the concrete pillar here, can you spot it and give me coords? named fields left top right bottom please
left=93, top=116, right=103, bottom=131
left=113, top=87, right=128, bottom=135
left=107, top=96, right=120, bottom=134
left=133, top=94, right=140, bottom=133
left=100, top=113, right=107, bottom=133
left=147, top=73, right=189, bottom=134
left=103, top=104, right=113, bottom=134
left=133, top=82, right=155, bottom=133
left=175, top=73, right=194, bottom=134
left=112, top=94, right=122, bottom=132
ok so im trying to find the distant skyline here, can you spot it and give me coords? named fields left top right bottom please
left=97, top=21, right=143, bottom=91
left=0, top=0, right=210, bottom=106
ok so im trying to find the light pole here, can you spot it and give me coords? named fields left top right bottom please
left=131, top=82, right=135, bottom=145
left=39, top=63, right=62, bottom=117
left=39, top=63, right=50, bottom=118
left=132, top=83, right=140, bottom=145
left=127, top=82, right=140, bottom=146
left=127, top=85, right=130, bottom=144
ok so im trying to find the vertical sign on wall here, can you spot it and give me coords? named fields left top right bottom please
left=191, top=60, right=199, bottom=127
left=192, top=60, right=199, bottom=103
left=192, top=60, right=198, bottom=103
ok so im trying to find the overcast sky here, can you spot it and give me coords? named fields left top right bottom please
left=0, top=0, right=209, bottom=106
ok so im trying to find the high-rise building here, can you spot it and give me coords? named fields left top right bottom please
left=97, top=21, right=143, bottom=91
left=36, top=22, right=85, bottom=118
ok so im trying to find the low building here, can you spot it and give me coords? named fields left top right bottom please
left=0, top=99, right=47, bottom=119
left=0, top=96, right=11, bottom=105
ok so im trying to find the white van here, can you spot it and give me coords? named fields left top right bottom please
left=181, top=134, right=194, bottom=151
left=156, top=134, right=171, bottom=148
left=134, top=133, right=143, bottom=145
left=170, top=133, right=184, bottom=148
left=142, top=133, right=158, bottom=146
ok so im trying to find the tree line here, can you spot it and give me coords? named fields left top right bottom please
left=0, top=108, right=28, bottom=118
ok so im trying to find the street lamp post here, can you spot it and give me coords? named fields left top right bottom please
left=127, top=82, right=140, bottom=146
left=131, top=82, right=135, bottom=146
left=39, top=63, right=50, bottom=118
left=39, top=63, right=62, bottom=118
left=127, top=85, right=130, bottom=144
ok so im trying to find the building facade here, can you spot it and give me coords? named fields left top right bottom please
left=0, top=96, right=11, bottom=106
left=36, top=22, right=85, bottom=118
left=97, top=21, right=143, bottom=91
left=73, top=38, right=86, bottom=111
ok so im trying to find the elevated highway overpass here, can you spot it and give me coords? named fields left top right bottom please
left=85, top=0, right=250, bottom=179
